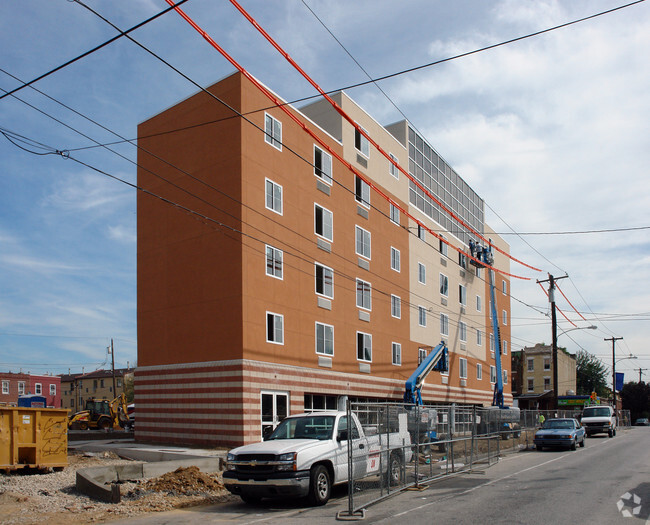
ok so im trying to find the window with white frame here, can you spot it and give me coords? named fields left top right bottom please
left=50, top=384, right=56, bottom=396
left=439, top=273, right=449, bottom=296
left=390, top=247, right=400, bottom=272
left=314, top=145, right=332, bottom=184
left=503, top=369, right=508, bottom=385
left=389, top=153, right=399, bottom=178
left=460, top=358, right=468, bottom=379
left=543, top=357, right=551, bottom=371
left=355, top=128, right=370, bottom=157
left=356, top=279, right=371, bottom=310
left=418, top=347, right=427, bottom=364
left=264, top=113, right=282, bottom=150
left=315, top=322, right=334, bottom=356
left=391, top=295, right=401, bottom=319
left=1, top=381, right=8, bottom=394
left=392, top=342, right=401, bottom=365
left=440, top=313, right=449, bottom=336
left=417, top=225, right=426, bottom=241
left=314, top=204, right=333, bottom=241
left=265, top=178, right=282, bottom=215
left=355, top=226, right=371, bottom=259
left=476, top=329, right=482, bottom=346
left=502, top=340, right=508, bottom=355
left=477, top=363, right=483, bottom=380
left=439, top=236, right=447, bottom=256
left=476, top=266, right=482, bottom=278
left=527, top=358, right=534, bottom=372
left=315, top=263, right=333, bottom=298
left=355, top=176, right=370, bottom=207
left=266, top=312, right=284, bottom=344
left=459, top=321, right=467, bottom=342
left=390, top=203, right=400, bottom=225
left=491, top=366, right=497, bottom=384
left=418, top=306, right=427, bottom=327
left=459, top=284, right=467, bottom=306
left=502, top=280, right=507, bottom=295
left=476, top=295, right=482, bottom=312
left=35, top=383, right=42, bottom=395
left=544, top=377, right=551, bottom=390
left=490, top=333, right=495, bottom=354
left=265, top=245, right=283, bottom=279
left=502, top=310, right=507, bottom=325
left=528, top=378, right=535, bottom=391
left=17, top=382, right=24, bottom=395
left=357, top=331, right=372, bottom=362
left=458, top=252, right=467, bottom=269
left=418, top=262, right=426, bottom=284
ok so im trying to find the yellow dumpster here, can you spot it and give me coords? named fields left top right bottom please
left=0, top=407, right=68, bottom=471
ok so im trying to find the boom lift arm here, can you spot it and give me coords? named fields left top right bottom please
left=404, top=342, right=448, bottom=405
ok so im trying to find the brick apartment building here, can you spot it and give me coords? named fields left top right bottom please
left=60, top=368, right=134, bottom=414
left=136, top=71, right=512, bottom=447
left=0, top=372, right=61, bottom=408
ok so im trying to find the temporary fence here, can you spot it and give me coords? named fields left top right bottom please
left=337, top=401, right=628, bottom=519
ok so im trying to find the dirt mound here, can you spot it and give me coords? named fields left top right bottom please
left=141, top=466, right=224, bottom=495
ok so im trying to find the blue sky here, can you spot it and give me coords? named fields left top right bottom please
left=1, top=0, right=649, bottom=381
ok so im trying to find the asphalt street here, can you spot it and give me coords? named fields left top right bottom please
left=108, top=426, right=650, bottom=524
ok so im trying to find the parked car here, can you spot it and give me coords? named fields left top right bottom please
left=534, top=418, right=585, bottom=451
left=634, top=418, right=649, bottom=426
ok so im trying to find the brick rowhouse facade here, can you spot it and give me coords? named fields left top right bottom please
left=136, top=72, right=512, bottom=447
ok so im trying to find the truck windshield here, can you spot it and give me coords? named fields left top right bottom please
left=269, top=415, right=335, bottom=440
left=583, top=408, right=611, bottom=417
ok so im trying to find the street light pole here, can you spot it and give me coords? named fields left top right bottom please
left=605, top=336, right=623, bottom=410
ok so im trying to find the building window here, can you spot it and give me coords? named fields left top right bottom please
left=355, top=128, right=369, bottom=157
left=50, top=384, right=56, bottom=396
left=439, top=236, right=447, bottom=256
left=418, top=262, right=426, bottom=284
left=355, top=226, right=371, bottom=259
left=460, top=358, right=468, bottom=379
left=266, top=312, right=284, bottom=344
left=392, top=342, right=402, bottom=365
left=390, top=203, right=400, bottom=225
left=490, top=334, right=495, bottom=354
left=476, top=329, right=482, bottom=346
left=355, top=176, right=370, bottom=207
left=100, top=379, right=104, bottom=388
left=418, top=348, right=427, bottom=364
left=476, top=295, right=482, bottom=312
left=459, top=285, right=467, bottom=306
left=314, top=204, right=333, bottom=241
left=18, top=382, right=24, bottom=395
left=390, top=247, right=401, bottom=272
left=544, top=377, right=551, bottom=390
left=357, top=332, right=372, bottom=362
left=528, top=378, right=535, bottom=391
left=502, top=280, right=507, bottom=295
left=389, top=153, right=399, bottom=179
left=314, top=145, right=332, bottom=184
left=391, top=295, right=401, bottom=319
left=356, top=279, right=371, bottom=310
left=1, top=381, right=8, bottom=395
left=266, top=245, right=283, bottom=279
left=35, top=383, right=42, bottom=395
left=305, top=394, right=338, bottom=412
left=439, top=273, right=449, bottom=296
left=265, top=178, right=283, bottom=215
left=527, top=358, right=534, bottom=372
left=264, top=113, right=282, bottom=150
left=417, top=225, right=426, bottom=241
left=503, top=370, right=508, bottom=385
left=315, top=322, right=334, bottom=356
left=440, top=313, right=449, bottom=336
left=458, top=252, right=467, bottom=269
left=502, top=340, right=508, bottom=355
left=418, top=306, right=427, bottom=327
left=544, top=357, right=551, bottom=371
left=315, top=263, right=334, bottom=298
left=477, top=363, right=483, bottom=380
left=491, top=366, right=497, bottom=384
left=476, top=266, right=482, bottom=278
left=502, top=310, right=507, bottom=325
left=117, top=378, right=122, bottom=388
left=459, top=322, right=467, bottom=342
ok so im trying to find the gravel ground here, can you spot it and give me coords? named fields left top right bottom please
left=0, top=451, right=237, bottom=525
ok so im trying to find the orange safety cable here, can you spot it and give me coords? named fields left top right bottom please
left=555, top=281, right=587, bottom=321
left=536, top=282, right=577, bottom=327
left=165, top=1, right=528, bottom=281
left=228, top=0, right=541, bottom=274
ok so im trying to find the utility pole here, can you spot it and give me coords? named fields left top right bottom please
left=538, top=274, right=568, bottom=410
left=110, top=339, right=117, bottom=396
left=636, top=368, right=648, bottom=383
left=605, top=336, right=623, bottom=410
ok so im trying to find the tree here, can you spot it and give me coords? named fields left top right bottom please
left=576, top=350, right=609, bottom=396
left=123, top=374, right=134, bottom=404
left=621, top=382, right=650, bottom=420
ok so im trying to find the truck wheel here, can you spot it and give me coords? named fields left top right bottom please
left=537, top=445, right=543, bottom=451
left=79, top=421, right=88, bottom=431
left=98, top=417, right=112, bottom=430
left=308, top=465, right=330, bottom=506
left=608, top=429, right=614, bottom=438
left=241, top=494, right=261, bottom=505
left=385, top=452, right=403, bottom=486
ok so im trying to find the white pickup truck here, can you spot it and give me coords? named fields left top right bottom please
left=223, top=410, right=412, bottom=505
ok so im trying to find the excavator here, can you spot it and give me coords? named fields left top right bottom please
left=68, top=393, right=130, bottom=431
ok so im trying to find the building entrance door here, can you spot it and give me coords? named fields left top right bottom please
left=261, top=391, right=288, bottom=439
